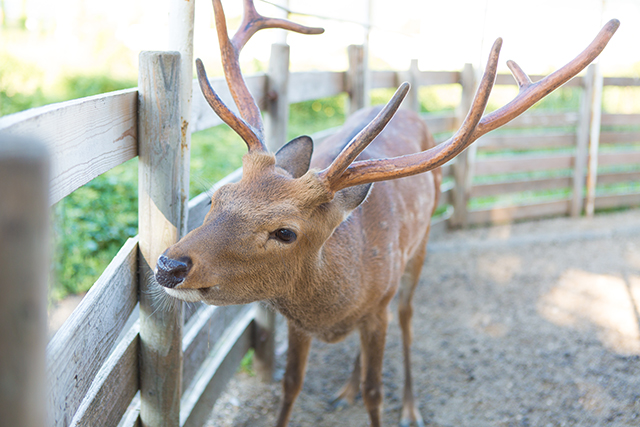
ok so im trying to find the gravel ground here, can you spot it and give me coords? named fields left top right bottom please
left=207, top=209, right=640, bottom=427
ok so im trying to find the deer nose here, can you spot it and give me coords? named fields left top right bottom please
left=155, top=254, right=192, bottom=289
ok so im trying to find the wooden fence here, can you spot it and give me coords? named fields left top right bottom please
left=1, top=42, right=639, bottom=427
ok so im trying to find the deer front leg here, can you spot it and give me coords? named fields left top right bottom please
left=359, top=309, right=389, bottom=427
left=275, top=321, right=312, bottom=427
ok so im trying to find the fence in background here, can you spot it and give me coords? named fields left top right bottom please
left=1, top=41, right=639, bottom=427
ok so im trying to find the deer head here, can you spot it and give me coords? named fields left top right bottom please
left=155, top=0, right=619, bottom=306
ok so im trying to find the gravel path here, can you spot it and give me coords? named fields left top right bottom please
left=207, top=209, right=640, bottom=427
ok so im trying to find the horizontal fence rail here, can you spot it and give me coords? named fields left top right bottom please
left=2, top=47, right=639, bottom=427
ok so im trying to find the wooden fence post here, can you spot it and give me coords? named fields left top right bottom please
left=347, top=45, right=367, bottom=115
left=0, top=133, right=49, bottom=427
left=168, top=0, right=195, bottom=237
left=138, top=51, right=184, bottom=427
left=585, top=63, right=603, bottom=217
left=450, top=63, right=476, bottom=228
left=401, top=59, right=420, bottom=112
left=264, top=43, right=291, bottom=152
left=571, top=64, right=595, bottom=217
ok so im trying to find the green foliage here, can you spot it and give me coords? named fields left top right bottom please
left=287, top=94, right=347, bottom=140
left=58, top=74, right=136, bottom=101
left=239, top=349, right=255, bottom=376
left=51, top=159, right=138, bottom=300
left=0, top=53, right=47, bottom=115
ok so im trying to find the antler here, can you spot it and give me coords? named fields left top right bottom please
left=197, top=0, right=324, bottom=152
left=321, top=19, right=620, bottom=192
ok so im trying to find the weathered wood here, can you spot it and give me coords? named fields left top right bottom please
left=478, top=132, right=575, bottom=151
left=288, top=71, right=346, bottom=104
left=47, top=237, right=138, bottom=427
left=450, top=63, right=475, bottom=228
left=601, top=113, right=640, bottom=126
left=401, top=59, right=420, bottom=112
left=0, top=89, right=138, bottom=205
left=474, top=154, right=574, bottom=176
left=181, top=304, right=244, bottom=391
left=471, top=177, right=573, bottom=199
left=598, top=150, right=640, bottom=166
left=596, top=170, right=640, bottom=186
left=253, top=305, right=276, bottom=382
left=347, top=45, right=367, bottom=115
left=500, top=111, right=580, bottom=129
left=181, top=306, right=256, bottom=427
left=265, top=43, right=291, bottom=152
left=190, top=74, right=268, bottom=133
left=69, top=322, right=140, bottom=427
left=572, top=64, right=595, bottom=217
left=418, top=70, right=460, bottom=86
left=585, top=64, right=603, bottom=217
left=600, top=131, right=640, bottom=144
left=117, top=392, right=141, bottom=427
left=594, top=192, right=640, bottom=210
left=0, top=133, right=49, bottom=427
left=370, top=70, right=398, bottom=89
left=468, top=199, right=571, bottom=225
left=168, top=0, right=195, bottom=238
left=495, top=73, right=583, bottom=87
left=602, top=76, right=640, bottom=86
left=138, top=51, right=184, bottom=427
left=422, top=113, right=456, bottom=135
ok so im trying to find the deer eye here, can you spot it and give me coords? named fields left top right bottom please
left=272, top=228, right=297, bottom=244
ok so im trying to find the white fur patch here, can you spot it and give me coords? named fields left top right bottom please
left=164, top=288, right=203, bottom=303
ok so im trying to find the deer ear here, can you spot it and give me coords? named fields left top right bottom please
left=335, top=183, right=373, bottom=212
left=275, top=136, right=314, bottom=178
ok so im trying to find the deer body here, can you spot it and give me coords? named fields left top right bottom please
left=155, top=1, right=618, bottom=425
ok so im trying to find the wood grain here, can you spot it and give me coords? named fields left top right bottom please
left=47, top=237, right=138, bottom=427
left=0, top=89, right=137, bottom=205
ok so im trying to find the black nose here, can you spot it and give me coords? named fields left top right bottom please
left=155, top=254, right=192, bottom=289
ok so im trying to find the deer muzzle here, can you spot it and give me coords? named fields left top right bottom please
left=155, top=254, right=192, bottom=289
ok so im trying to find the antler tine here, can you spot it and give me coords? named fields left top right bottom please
left=319, top=82, right=410, bottom=189
left=199, top=0, right=324, bottom=153
left=327, top=19, right=619, bottom=192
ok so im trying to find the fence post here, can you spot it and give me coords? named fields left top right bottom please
left=401, top=59, right=420, bottom=112
left=347, top=45, right=367, bottom=115
left=168, top=0, right=195, bottom=237
left=264, top=43, right=291, bottom=152
left=0, top=134, right=49, bottom=427
left=571, top=64, right=595, bottom=217
left=138, top=51, right=184, bottom=427
left=450, top=63, right=476, bottom=228
left=585, top=63, right=603, bottom=217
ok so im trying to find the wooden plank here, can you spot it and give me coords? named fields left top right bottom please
left=117, top=392, right=141, bottom=427
left=603, top=77, right=640, bottom=87
left=500, top=111, right=579, bottom=129
left=0, top=89, right=138, bottom=205
left=400, top=59, right=420, bottom=112
left=601, top=113, right=640, bottom=126
left=70, top=322, right=140, bottom=427
left=468, top=199, right=571, bottom=225
left=417, top=70, right=460, bottom=86
left=370, top=70, right=397, bottom=89
left=181, top=306, right=256, bottom=427
left=422, top=112, right=456, bottom=134
left=474, top=154, right=573, bottom=176
left=288, top=71, right=345, bottom=103
left=138, top=51, right=184, bottom=427
left=600, top=131, right=640, bottom=144
left=0, top=134, right=49, bottom=427
left=596, top=171, right=640, bottom=186
left=182, top=304, right=244, bottom=392
left=495, top=73, right=583, bottom=87
left=265, top=43, right=290, bottom=152
left=190, top=74, right=267, bottom=133
left=598, top=151, right=640, bottom=166
left=478, top=132, right=575, bottom=151
left=47, top=236, right=138, bottom=427
left=594, top=192, right=640, bottom=210
left=471, top=177, right=573, bottom=198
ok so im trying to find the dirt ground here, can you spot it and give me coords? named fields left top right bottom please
left=206, top=209, right=640, bottom=427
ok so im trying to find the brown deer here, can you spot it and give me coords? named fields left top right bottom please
left=155, top=1, right=619, bottom=425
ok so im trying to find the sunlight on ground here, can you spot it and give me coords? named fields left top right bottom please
left=538, top=269, right=640, bottom=354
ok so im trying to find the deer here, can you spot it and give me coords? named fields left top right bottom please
left=154, top=1, right=619, bottom=425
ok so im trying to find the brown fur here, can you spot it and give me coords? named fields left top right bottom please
left=162, top=107, right=440, bottom=426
